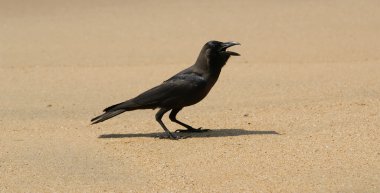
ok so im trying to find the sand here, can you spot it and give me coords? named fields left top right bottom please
left=1, top=0, right=379, bottom=192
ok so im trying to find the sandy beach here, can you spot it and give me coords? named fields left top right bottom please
left=1, top=0, right=379, bottom=192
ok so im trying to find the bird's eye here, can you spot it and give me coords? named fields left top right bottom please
left=206, top=49, right=212, bottom=56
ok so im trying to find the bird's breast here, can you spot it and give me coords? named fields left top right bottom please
left=183, top=75, right=219, bottom=106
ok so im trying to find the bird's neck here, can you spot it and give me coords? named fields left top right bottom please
left=194, top=56, right=227, bottom=75
left=194, top=54, right=208, bottom=70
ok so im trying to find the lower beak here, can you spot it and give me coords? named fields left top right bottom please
left=222, top=41, right=241, bottom=56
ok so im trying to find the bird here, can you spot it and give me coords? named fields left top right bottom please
left=91, top=40, right=240, bottom=139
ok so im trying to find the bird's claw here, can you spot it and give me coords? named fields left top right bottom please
left=175, top=127, right=210, bottom=133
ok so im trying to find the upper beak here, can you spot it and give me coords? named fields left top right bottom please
left=223, top=41, right=241, bottom=47
left=222, top=41, right=241, bottom=56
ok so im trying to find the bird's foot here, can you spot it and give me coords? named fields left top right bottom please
left=175, top=127, right=210, bottom=133
left=156, top=132, right=184, bottom=140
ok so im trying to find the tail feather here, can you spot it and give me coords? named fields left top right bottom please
left=91, top=100, right=144, bottom=124
left=103, top=100, right=138, bottom=112
left=91, top=109, right=126, bottom=124
left=103, top=102, right=122, bottom=112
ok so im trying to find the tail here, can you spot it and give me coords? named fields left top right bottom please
left=90, top=100, right=140, bottom=124
left=91, top=109, right=126, bottom=124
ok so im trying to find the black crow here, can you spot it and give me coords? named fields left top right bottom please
left=91, top=40, right=240, bottom=139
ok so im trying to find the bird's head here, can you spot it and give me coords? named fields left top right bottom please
left=205, top=41, right=240, bottom=57
left=197, top=40, right=240, bottom=69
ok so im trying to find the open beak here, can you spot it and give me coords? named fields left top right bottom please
left=221, top=41, right=241, bottom=56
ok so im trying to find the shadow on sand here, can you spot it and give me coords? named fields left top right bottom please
left=98, top=129, right=280, bottom=139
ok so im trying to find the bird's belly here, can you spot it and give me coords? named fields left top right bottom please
left=183, top=93, right=207, bottom=106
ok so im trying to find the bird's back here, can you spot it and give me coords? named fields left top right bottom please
left=130, top=70, right=208, bottom=109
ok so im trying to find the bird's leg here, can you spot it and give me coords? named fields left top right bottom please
left=155, top=108, right=181, bottom=139
left=169, top=108, right=210, bottom=133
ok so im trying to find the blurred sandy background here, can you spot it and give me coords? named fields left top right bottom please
left=1, top=0, right=379, bottom=192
